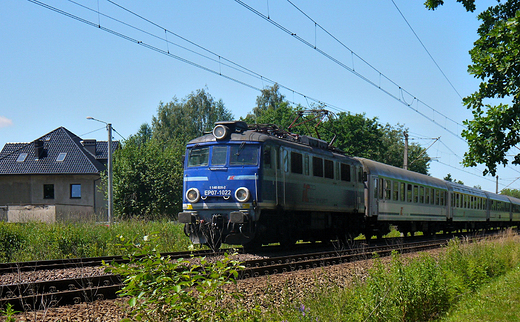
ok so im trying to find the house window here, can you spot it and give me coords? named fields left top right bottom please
left=16, top=153, right=28, bottom=162
left=44, top=184, right=54, bottom=199
left=56, top=152, right=67, bottom=162
left=70, top=184, right=81, bottom=199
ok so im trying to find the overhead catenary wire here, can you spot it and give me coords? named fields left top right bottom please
left=25, top=0, right=514, bottom=187
left=45, top=0, right=347, bottom=114
left=390, top=0, right=463, bottom=100
left=235, top=0, right=466, bottom=142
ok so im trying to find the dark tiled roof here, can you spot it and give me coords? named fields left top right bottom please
left=87, top=141, right=120, bottom=160
left=0, top=127, right=118, bottom=175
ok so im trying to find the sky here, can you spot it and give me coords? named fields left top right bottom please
left=1, top=0, right=516, bottom=193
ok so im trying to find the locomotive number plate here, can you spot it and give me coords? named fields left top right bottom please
left=204, top=189, right=232, bottom=196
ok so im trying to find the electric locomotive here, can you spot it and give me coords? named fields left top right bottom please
left=179, top=120, right=520, bottom=250
left=178, top=121, right=365, bottom=249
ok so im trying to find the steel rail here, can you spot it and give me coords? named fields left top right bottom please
left=0, top=236, right=462, bottom=312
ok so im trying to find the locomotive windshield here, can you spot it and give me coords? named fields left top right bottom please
left=187, top=144, right=259, bottom=167
left=187, top=146, right=209, bottom=167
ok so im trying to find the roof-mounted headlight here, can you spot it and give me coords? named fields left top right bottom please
left=213, top=124, right=230, bottom=140
left=235, top=187, right=250, bottom=202
left=186, top=188, right=201, bottom=203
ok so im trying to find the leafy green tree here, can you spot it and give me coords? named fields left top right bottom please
left=112, top=137, right=184, bottom=220
left=252, top=83, right=286, bottom=118
left=321, top=112, right=385, bottom=160
left=500, top=188, right=520, bottom=199
left=246, top=84, right=430, bottom=174
left=242, top=99, right=297, bottom=129
left=425, top=0, right=475, bottom=12
left=113, top=88, right=233, bottom=219
left=381, top=124, right=430, bottom=174
left=444, top=173, right=464, bottom=185
left=427, top=0, right=520, bottom=176
left=152, top=88, right=233, bottom=143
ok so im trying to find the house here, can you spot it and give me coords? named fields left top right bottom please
left=0, top=127, right=118, bottom=223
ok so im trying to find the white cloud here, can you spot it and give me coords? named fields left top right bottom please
left=0, top=116, right=13, bottom=128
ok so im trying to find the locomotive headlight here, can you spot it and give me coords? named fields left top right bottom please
left=186, top=188, right=201, bottom=203
left=213, top=124, right=230, bottom=140
left=235, top=187, right=250, bottom=202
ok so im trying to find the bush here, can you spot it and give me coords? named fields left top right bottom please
left=105, top=234, right=255, bottom=322
left=270, top=231, right=520, bottom=322
left=0, top=223, right=25, bottom=262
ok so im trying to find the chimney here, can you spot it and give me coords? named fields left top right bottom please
left=34, top=139, right=44, bottom=159
left=81, top=139, right=97, bottom=156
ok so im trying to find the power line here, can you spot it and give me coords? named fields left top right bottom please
left=28, top=0, right=474, bottom=175
left=33, top=0, right=350, bottom=115
left=433, top=159, right=498, bottom=185
left=235, top=0, right=466, bottom=141
left=390, top=0, right=463, bottom=100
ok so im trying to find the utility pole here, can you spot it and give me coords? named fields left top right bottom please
left=403, top=131, right=409, bottom=170
left=496, top=175, right=499, bottom=194
left=87, top=116, right=113, bottom=225
left=107, top=123, right=113, bottom=225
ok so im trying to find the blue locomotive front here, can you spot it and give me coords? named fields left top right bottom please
left=178, top=122, right=261, bottom=248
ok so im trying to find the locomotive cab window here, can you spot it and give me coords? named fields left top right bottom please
left=230, top=145, right=258, bottom=166
left=188, top=147, right=209, bottom=167
left=211, top=146, right=227, bottom=166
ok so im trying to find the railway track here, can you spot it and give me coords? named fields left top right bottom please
left=0, top=235, right=464, bottom=312
left=0, top=249, right=220, bottom=275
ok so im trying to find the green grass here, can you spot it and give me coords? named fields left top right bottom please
left=258, top=230, right=520, bottom=322
left=0, top=220, right=192, bottom=263
left=441, top=266, right=520, bottom=322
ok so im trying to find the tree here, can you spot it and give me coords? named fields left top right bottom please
left=443, top=173, right=464, bottom=185
left=427, top=0, right=520, bottom=176
left=245, top=85, right=431, bottom=174
left=500, top=188, right=520, bottom=198
left=425, top=0, right=476, bottom=12
left=380, top=124, right=430, bottom=174
left=152, top=88, right=233, bottom=143
left=112, top=137, right=184, bottom=220
left=113, top=88, right=233, bottom=219
left=252, top=83, right=286, bottom=118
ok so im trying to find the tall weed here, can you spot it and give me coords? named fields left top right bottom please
left=270, top=230, right=520, bottom=322
left=0, top=220, right=191, bottom=263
